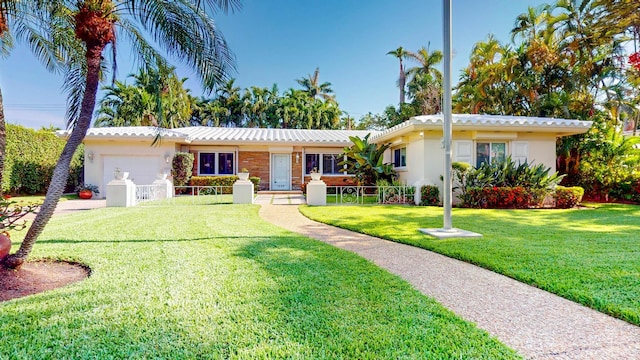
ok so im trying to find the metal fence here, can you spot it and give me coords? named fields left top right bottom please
left=170, top=186, right=234, bottom=205
left=135, top=184, right=163, bottom=204
left=327, top=186, right=416, bottom=205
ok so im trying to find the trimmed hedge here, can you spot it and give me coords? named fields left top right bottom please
left=171, top=152, right=194, bottom=187
left=419, top=185, right=440, bottom=206
left=554, top=186, right=584, bottom=209
left=4, top=124, right=83, bottom=194
left=189, top=176, right=261, bottom=193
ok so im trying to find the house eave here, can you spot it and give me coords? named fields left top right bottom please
left=370, top=114, right=593, bottom=143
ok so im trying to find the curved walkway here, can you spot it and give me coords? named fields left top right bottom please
left=258, top=200, right=640, bottom=360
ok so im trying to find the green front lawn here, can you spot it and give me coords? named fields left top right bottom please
left=300, top=203, right=640, bottom=326
left=1, top=204, right=518, bottom=359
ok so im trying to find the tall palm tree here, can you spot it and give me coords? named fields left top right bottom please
left=296, top=67, right=334, bottom=101
left=387, top=46, right=408, bottom=104
left=3, top=0, right=239, bottom=269
left=405, top=46, right=443, bottom=86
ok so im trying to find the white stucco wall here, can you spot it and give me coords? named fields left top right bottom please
left=84, top=141, right=177, bottom=197
left=390, top=131, right=561, bottom=200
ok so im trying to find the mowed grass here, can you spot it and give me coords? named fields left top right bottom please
left=0, top=204, right=519, bottom=359
left=300, top=203, right=640, bottom=326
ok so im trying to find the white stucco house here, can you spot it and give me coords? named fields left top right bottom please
left=67, top=114, right=592, bottom=197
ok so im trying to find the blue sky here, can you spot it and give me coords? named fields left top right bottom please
left=0, top=0, right=549, bottom=129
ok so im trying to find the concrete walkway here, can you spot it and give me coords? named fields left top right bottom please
left=257, top=200, right=640, bottom=360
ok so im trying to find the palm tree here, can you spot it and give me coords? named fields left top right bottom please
left=3, top=0, right=239, bottom=269
left=387, top=46, right=408, bottom=104
left=296, top=67, right=334, bottom=101
left=405, top=46, right=443, bottom=86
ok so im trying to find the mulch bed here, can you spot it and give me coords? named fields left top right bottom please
left=0, top=260, right=90, bottom=302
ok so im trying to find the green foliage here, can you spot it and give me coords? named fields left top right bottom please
left=75, top=183, right=100, bottom=195
left=578, top=126, right=640, bottom=200
left=171, top=152, right=194, bottom=187
left=340, top=134, right=396, bottom=186
left=452, top=157, right=563, bottom=208
left=3, top=124, right=83, bottom=194
left=96, top=64, right=192, bottom=128
left=0, top=199, right=40, bottom=233
left=419, top=185, right=440, bottom=206
left=554, top=186, right=584, bottom=208
left=189, top=176, right=261, bottom=193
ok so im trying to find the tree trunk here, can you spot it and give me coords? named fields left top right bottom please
left=0, top=87, right=5, bottom=198
left=399, top=60, right=405, bottom=105
left=2, top=47, right=103, bottom=269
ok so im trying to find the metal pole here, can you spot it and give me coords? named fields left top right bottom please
left=442, top=0, right=453, bottom=230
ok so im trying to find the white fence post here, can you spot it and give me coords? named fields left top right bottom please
left=152, top=174, right=173, bottom=199
left=306, top=179, right=327, bottom=206
left=106, top=177, right=136, bottom=207
left=233, top=178, right=254, bottom=204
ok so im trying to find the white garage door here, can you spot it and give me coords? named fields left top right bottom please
left=103, top=155, right=162, bottom=196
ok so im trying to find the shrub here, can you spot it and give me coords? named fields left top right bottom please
left=466, top=186, right=534, bottom=209
left=171, top=152, right=194, bottom=187
left=554, top=186, right=584, bottom=209
left=453, top=157, right=562, bottom=208
left=608, top=176, right=640, bottom=204
left=4, top=124, right=83, bottom=194
left=419, top=185, right=440, bottom=206
left=189, top=176, right=260, bottom=194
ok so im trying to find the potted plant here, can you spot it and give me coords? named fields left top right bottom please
left=238, top=168, right=250, bottom=181
left=76, top=183, right=99, bottom=199
left=310, top=167, right=322, bottom=181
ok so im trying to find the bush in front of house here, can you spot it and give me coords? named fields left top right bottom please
left=466, top=186, right=535, bottom=209
left=3, top=124, right=83, bottom=195
left=171, top=152, right=194, bottom=187
left=553, top=186, right=585, bottom=209
left=189, top=176, right=261, bottom=193
left=607, top=175, right=640, bottom=204
left=453, top=157, right=563, bottom=209
left=419, top=185, right=440, bottom=206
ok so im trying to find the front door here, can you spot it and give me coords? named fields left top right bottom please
left=271, top=154, right=291, bottom=190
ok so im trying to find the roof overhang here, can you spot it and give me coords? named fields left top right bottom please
left=371, top=114, right=593, bottom=143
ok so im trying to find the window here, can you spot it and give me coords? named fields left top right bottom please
left=218, top=153, right=234, bottom=174
left=306, top=153, right=345, bottom=174
left=393, top=147, right=406, bottom=168
left=199, top=152, right=234, bottom=175
left=476, top=142, right=505, bottom=167
left=305, top=154, right=320, bottom=174
left=323, top=154, right=343, bottom=174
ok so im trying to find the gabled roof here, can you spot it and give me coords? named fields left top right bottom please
left=371, top=114, right=593, bottom=143
left=68, top=126, right=378, bottom=146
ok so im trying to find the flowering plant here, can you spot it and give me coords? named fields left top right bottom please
left=76, top=183, right=100, bottom=195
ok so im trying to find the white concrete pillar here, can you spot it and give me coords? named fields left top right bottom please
left=306, top=180, right=327, bottom=206
left=106, top=179, right=137, bottom=207
left=152, top=175, right=173, bottom=199
left=233, top=179, right=254, bottom=204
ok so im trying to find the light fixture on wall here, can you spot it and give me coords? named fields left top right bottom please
left=165, top=154, right=171, bottom=163
left=295, top=152, right=300, bottom=164
left=87, top=152, right=94, bottom=162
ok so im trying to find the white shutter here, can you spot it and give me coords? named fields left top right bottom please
left=512, top=141, right=528, bottom=164
left=454, top=140, right=473, bottom=165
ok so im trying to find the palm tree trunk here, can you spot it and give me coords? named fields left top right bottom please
left=2, top=47, right=102, bottom=269
left=0, top=87, right=6, bottom=198
left=399, top=60, right=405, bottom=105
